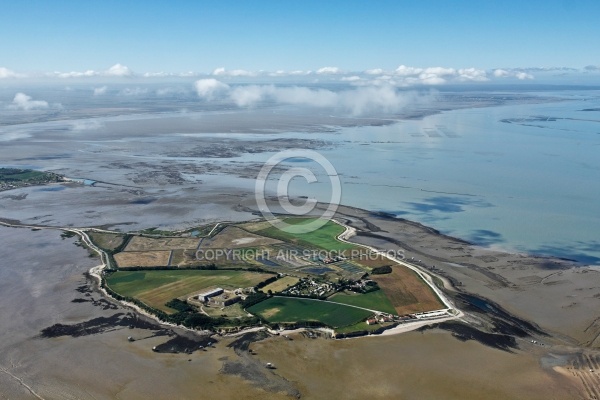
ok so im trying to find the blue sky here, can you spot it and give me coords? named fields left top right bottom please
left=1, top=0, right=599, bottom=73
left=1, top=0, right=600, bottom=90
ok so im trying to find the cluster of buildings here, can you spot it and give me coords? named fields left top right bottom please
left=366, top=314, right=395, bottom=325
left=281, top=278, right=335, bottom=298
left=320, top=255, right=345, bottom=264
left=344, top=278, right=376, bottom=293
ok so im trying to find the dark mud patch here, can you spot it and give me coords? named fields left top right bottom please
left=227, top=330, right=270, bottom=354
left=223, top=331, right=300, bottom=398
left=40, top=313, right=130, bottom=338
left=220, top=359, right=300, bottom=399
left=418, top=321, right=518, bottom=352
left=71, top=297, right=118, bottom=310
left=153, top=334, right=216, bottom=354
left=40, top=312, right=169, bottom=339
left=455, top=293, right=546, bottom=337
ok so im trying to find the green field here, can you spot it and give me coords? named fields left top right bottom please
left=258, top=218, right=357, bottom=251
left=0, top=168, right=60, bottom=183
left=106, top=269, right=274, bottom=313
left=247, top=296, right=372, bottom=328
left=329, top=290, right=397, bottom=315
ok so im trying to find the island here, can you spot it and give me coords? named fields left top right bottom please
left=0, top=168, right=65, bottom=192
left=80, top=217, right=457, bottom=338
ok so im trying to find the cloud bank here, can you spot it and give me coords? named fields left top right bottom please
left=493, top=69, right=534, bottom=80
left=4, top=63, right=600, bottom=86
left=194, top=79, right=432, bottom=115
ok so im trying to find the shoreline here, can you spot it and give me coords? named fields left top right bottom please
left=1, top=199, right=597, bottom=347
left=0, top=215, right=463, bottom=339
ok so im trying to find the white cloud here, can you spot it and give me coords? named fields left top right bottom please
left=106, top=63, right=133, bottom=77
left=376, top=65, right=490, bottom=85
left=268, top=70, right=312, bottom=77
left=394, top=65, right=424, bottom=76
left=316, top=66, right=341, bottom=75
left=493, top=69, right=534, bottom=80
left=0, top=67, right=22, bottom=78
left=194, top=79, right=230, bottom=98
left=52, top=63, right=133, bottom=78
left=515, top=72, right=534, bottom=80
left=365, top=68, right=385, bottom=75
left=156, top=86, right=188, bottom=96
left=341, top=75, right=362, bottom=82
left=229, top=85, right=273, bottom=107
left=93, top=86, right=107, bottom=96
left=8, top=93, right=49, bottom=110
left=212, top=67, right=255, bottom=77
left=143, top=71, right=171, bottom=77
left=55, top=69, right=97, bottom=78
left=198, top=80, right=428, bottom=116
left=457, top=68, right=489, bottom=82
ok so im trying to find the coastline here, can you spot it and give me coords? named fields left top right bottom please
left=4, top=198, right=595, bottom=346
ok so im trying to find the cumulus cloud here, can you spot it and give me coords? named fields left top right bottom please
left=212, top=67, right=255, bottom=77
left=268, top=70, right=312, bottom=77
left=389, top=65, right=489, bottom=85
left=195, top=79, right=429, bottom=116
left=93, top=86, right=107, bottom=96
left=0, top=67, right=21, bottom=78
left=365, top=68, right=385, bottom=75
left=394, top=65, right=426, bottom=76
left=8, top=93, right=49, bottom=110
left=106, top=63, right=133, bottom=77
left=457, top=68, right=489, bottom=82
left=53, top=63, right=133, bottom=78
left=55, top=69, right=97, bottom=78
left=156, top=86, right=188, bottom=96
left=493, top=69, right=534, bottom=80
left=194, top=78, right=230, bottom=98
left=316, top=66, right=342, bottom=75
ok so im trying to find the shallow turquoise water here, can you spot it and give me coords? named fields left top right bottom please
left=269, top=93, right=600, bottom=264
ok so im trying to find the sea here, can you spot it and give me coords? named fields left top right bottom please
left=1, top=86, right=599, bottom=265
left=243, top=91, right=600, bottom=265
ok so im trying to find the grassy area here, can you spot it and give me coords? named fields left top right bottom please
left=261, top=276, right=300, bottom=293
left=0, top=168, right=50, bottom=181
left=257, top=218, right=357, bottom=251
left=334, top=321, right=396, bottom=334
left=106, top=269, right=274, bottom=313
left=201, top=302, right=249, bottom=318
left=247, top=296, right=372, bottom=328
left=329, top=290, right=397, bottom=315
left=88, top=232, right=126, bottom=252
left=0, top=168, right=62, bottom=189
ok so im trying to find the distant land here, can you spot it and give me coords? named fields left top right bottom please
left=0, top=168, right=64, bottom=192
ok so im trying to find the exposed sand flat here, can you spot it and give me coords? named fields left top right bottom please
left=321, top=204, right=600, bottom=348
left=251, top=330, right=580, bottom=400
left=1, top=199, right=598, bottom=399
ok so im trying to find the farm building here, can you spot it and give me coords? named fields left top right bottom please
left=210, top=294, right=241, bottom=307
left=197, top=288, right=224, bottom=302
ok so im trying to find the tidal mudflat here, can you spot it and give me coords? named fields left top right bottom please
left=1, top=88, right=599, bottom=399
